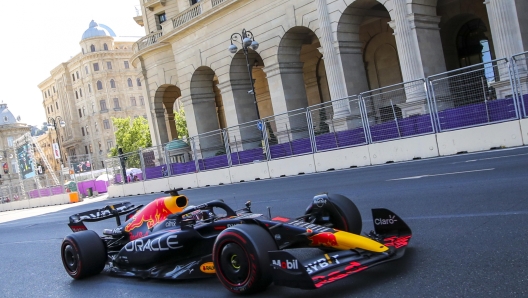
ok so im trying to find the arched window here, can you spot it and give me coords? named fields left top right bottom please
left=103, top=43, right=108, bottom=51
left=97, top=81, right=103, bottom=90
left=75, top=91, right=79, bottom=99
left=110, top=79, right=116, bottom=89
left=127, top=78, right=133, bottom=87
left=88, top=84, right=92, bottom=93
left=90, top=44, right=95, bottom=52
left=136, top=78, right=142, bottom=87
left=457, top=19, right=492, bottom=68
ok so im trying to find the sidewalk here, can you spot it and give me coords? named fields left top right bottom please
left=0, top=194, right=111, bottom=224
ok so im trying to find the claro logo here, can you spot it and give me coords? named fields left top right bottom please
left=200, top=262, right=216, bottom=274
left=374, top=215, right=397, bottom=225
left=272, top=259, right=299, bottom=270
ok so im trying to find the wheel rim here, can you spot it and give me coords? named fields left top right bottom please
left=63, top=244, right=78, bottom=273
left=219, top=243, right=249, bottom=285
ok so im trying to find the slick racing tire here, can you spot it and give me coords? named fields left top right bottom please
left=305, top=193, right=362, bottom=234
left=213, top=224, right=278, bottom=294
left=61, top=230, right=107, bottom=279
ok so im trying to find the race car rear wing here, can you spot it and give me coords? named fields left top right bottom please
left=269, top=208, right=412, bottom=289
left=68, top=202, right=142, bottom=232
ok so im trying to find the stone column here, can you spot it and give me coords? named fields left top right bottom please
left=485, top=0, right=524, bottom=60
left=315, top=0, right=350, bottom=117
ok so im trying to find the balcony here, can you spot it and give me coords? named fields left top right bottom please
left=133, top=30, right=163, bottom=53
left=134, top=15, right=144, bottom=27
left=143, top=0, right=166, bottom=11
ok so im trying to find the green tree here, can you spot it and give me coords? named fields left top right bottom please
left=174, top=107, right=189, bottom=140
left=109, top=117, right=152, bottom=167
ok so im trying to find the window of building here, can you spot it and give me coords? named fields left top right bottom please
left=93, top=63, right=99, bottom=71
left=90, top=44, right=95, bottom=52
left=82, top=107, right=86, bottom=116
left=51, top=105, right=53, bottom=112
left=44, top=92, right=47, bottom=99
left=130, top=97, right=137, bottom=106
left=124, top=61, right=129, bottom=69
left=48, top=90, right=50, bottom=96
left=85, top=126, right=89, bottom=135
left=53, top=86, right=56, bottom=93
left=110, top=79, right=116, bottom=89
left=79, top=88, right=83, bottom=97
left=139, top=96, right=145, bottom=105
left=76, top=71, right=79, bottom=79
left=100, top=99, right=107, bottom=111
left=127, top=78, right=133, bottom=87
left=107, top=61, right=112, bottom=70
left=113, top=98, right=120, bottom=109
left=7, top=137, right=13, bottom=147
left=72, top=74, right=75, bottom=82
left=103, top=119, right=110, bottom=129
left=103, top=43, right=108, bottom=51
left=78, top=108, right=82, bottom=118
left=75, top=91, right=79, bottom=99
left=136, top=78, right=142, bottom=87
left=107, top=140, right=113, bottom=152
left=85, top=66, right=89, bottom=74
left=55, top=102, right=58, bottom=109
left=158, top=13, right=166, bottom=23
left=190, top=0, right=201, bottom=5
left=85, top=146, right=89, bottom=154
left=97, top=81, right=103, bottom=90
left=81, top=127, right=85, bottom=136
left=88, top=84, right=92, bottom=93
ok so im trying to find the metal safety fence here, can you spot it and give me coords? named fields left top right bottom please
left=428, top=58, right=517, bottom=132
left=265, top=108, right=312, bottom=160
left=511, top=51, right=528, bottom=118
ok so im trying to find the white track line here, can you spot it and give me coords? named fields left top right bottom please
left=387, top=168, right=495, bottom=181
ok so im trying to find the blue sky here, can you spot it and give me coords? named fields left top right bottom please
left=0, top=0, right=146, bottom=127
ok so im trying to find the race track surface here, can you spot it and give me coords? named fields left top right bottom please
left=1, top=147, right=527, bottom=297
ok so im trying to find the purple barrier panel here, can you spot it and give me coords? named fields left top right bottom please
left=77, top=181, right=87, bottom=196
left=270, top=143, right=292, bottom=159
left=29, top=189, right=40, bottom=198
left=369, top=121, right=400, bottom=142
left=39, top=188, right=51, bottom=197
left=51, top=186, right=64, bottom=195
left=336, top=128, right=367, bottom=147
left=291, top=138, right=312, bottom=155
left=398, top=115, right=434, bottom=137
left=145, top=165, right=165, bottom=180
left=115, top=174, right=123, bottom=183
left=487, top=98, right=517, bottom=122
left=315, top=133, right=337, bottom=151
left=233, top=148, right=264, bottom=165
left=199, top=155, right=229, bottom=171
left=171, top=161, right=196, bottom=175
left=438, top=103, right=488, bottom=130
left=94, top=180, right=108, bottom=193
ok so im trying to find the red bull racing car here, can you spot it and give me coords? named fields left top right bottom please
left=61, top=188, right=412, bottom=294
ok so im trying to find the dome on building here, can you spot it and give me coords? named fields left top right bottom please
left=0, top=103, right=20, bottom=125
left=81, top=20, right=117, bottom=40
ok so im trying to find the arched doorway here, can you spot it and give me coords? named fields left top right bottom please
left=153, top=84, right=181, bottom=144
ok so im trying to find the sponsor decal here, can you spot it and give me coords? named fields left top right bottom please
left=272, top=259, right=299, bottom=270
left=309, top=232, right=339, bottom=247
left=313, top=197, right=327, bottom=207
left=305, top=255, right=340, bottom=274
left=312, top=261, right=367, bottom=288
left=130, top=231, right=149, bottom=240
left=383, top=235, right=411, bottom=249
left=272, top=216, right=290, bottom=223
left=125, top=198, right=174, bottom=232
left=200, top=262, right=216, bottom=274
left=124, top=235, right=179, bottom=252
left=374, top=215, right=398, bottom=226
left=165, top=220, right=178, bottom=227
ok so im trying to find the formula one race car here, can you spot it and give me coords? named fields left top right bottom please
left=61, top=188, right=412, bottom=294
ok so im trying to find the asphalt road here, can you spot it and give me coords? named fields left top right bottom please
left=1, top=147, right=527, bottom=297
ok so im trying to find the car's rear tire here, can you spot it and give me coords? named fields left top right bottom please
left=213, top=224, right=277, bottom=294
left=305, top=193, right=362, bottom=234
left=61, top=230, right=107, bottom=279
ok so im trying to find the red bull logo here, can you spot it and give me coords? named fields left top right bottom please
left=125, top=196, right=187, bottom=233
left=309, top=232, right=339, bottom=247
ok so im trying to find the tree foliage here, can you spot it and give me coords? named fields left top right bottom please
left=174, top=107, right=189, bottom=140
left=109, top=117, right=152, bottom=167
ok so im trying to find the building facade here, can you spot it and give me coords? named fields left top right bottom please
left=39, top=21, right=148, bottom=170
left=131, top=0, right=528, bottom=149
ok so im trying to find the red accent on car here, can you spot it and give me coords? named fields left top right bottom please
left=214, top=226, right=227, bottom=230
left=383, top=235, right=412, bottom=249
left=272, top=216, right=290, bottom=222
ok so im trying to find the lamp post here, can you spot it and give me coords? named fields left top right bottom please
left=47, top=116, right=66, bottom=167
left=228, top=28, right=261, bottom=119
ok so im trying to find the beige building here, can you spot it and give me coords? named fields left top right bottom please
left=0, top=103, right=31, bottom=188
left=131, top=0, right=527, bottom=149
left=39, top=21, right=148, bottom=170
left=34, top=132, right=59, bottom=173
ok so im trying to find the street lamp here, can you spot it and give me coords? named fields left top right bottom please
left=228, top=28, right=260, bottom=119
left=47, top=116, right=66, bottom=167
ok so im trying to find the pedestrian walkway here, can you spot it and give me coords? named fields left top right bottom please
left=0, top=194, right=110, bottom=224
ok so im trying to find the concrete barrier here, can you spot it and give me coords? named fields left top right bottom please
left=369, top=134, right=439, bottom=165
left=108, top=184, right=125, bottom=198
left=168, top=173, right=198, bottom=190
left=314, top=146, right=371, bottom=172
left=268, top=155, right=316, bottom=178
left=229, top=162, right=270, bottom=182
left=123, top=181, right=146, bottom=196
left=197, top=168, right=232, bottom=187
left=519, top=119, right=528, bottom=145
left=437, top=121, right=523, bottom=156
left=143, top=178, right=170, bottom=194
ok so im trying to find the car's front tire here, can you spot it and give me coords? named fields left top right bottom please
left=61, top=230, right=106, bottom=279
left=213, top=224, right=277, bottom=294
